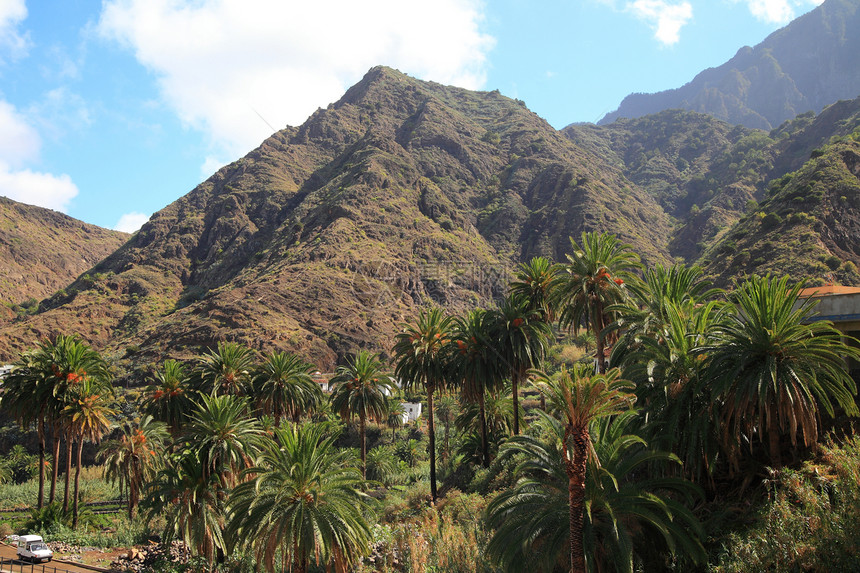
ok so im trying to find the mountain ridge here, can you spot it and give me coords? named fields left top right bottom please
left=1, top=68, right=860, bottom=374
left=599, top=0, right=860, bottom=129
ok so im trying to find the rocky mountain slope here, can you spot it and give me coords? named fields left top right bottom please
left=0, top=197, right=128, bottom=320
left=2, top=69, right=860, bottom=374
left=0, top=67, right=671, bottom=373
left=600, top=0, right=860, bottom=130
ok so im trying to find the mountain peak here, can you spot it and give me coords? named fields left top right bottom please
left=600, top=0, right=860, bottom=129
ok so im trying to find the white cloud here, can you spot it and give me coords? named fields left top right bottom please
left=0, top=100, right=40, bottom=167
left=0, top=0, right=30, bottom=62
left=98, top=0, right=495, bottom=160
left=737, top=0, right=824, bottom=24
left=113, top=211, right=150, bottom=233
left=0, top=100, right=79, bottom=213
left=626, top=0, right=693, bottom=45
left=0, top=165, right=79, bottom=212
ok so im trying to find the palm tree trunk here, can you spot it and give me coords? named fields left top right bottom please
left=512, top=368, right=521, bottom=435
left=360, top=414, right=367, bottom=480
left=73, top=437, right=83, bottom=529
left=50, top=426, right=61, bottom=503
left=568, top=428, right=589, bottom=573
left=37, top=419, right=46, bottom=509
left=128, top=480, right=136, bottom=521
left=593, top=298, right=606, bottom=374
left=768, top=414, right=782, bottom=468
left=428, top=389, right=437, bottom=502
left=479, top=383, right=489, bottom=468
left=63, top=436, right=73, bottom=512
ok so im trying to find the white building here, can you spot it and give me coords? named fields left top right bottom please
left=400, top=402, right=422, bottom=424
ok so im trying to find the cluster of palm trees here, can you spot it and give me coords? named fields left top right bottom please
left=107, top=346, right=377, bottom=571
left=3, top=230, right=859, bottom=573
left=0, top=335, right=114, bottom=528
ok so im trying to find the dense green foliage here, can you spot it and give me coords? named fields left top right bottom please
left=3, top=232, right=860, bottom=572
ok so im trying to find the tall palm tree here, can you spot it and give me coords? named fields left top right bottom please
left=182, top=394, right=262, bottom=488
left=99, top=415, right=169, bottom=519
left=553, top=232, right=641, bottom=373
left=393, top=308, right=453, bottom=501
left=253, top=351, right=321, bottom=426
left=509, top=256, right=559, bottom=322
left=532, top=364, right=636, bottom=573
left=226, top=424, right=373, bottom=573
left=142, top=359, right=195, bottom=437
left=63, top=376, right=115, bottom=528
left=703, top=275, right=860, bottom=468
left=455, top=388, right=519, bottom=465
left=0, top=359, right=50, bottom=508
left=493, top=294, right=552, bottom=434
left=142, top=452, right=226, bottom=562
left=1, top=335, right=110, bottom=508
left=195, top=342, right=257, bottom=396
left=450, top=309, right=505, bottom=467
left=330, top=350, right=392, bottom=479
left=486, top=410, right=705, bottom=572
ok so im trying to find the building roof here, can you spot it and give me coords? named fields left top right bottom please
left=798, top=285, right=860, bottom=298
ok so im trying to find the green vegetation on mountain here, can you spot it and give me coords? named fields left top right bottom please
left=0, top=67, right=672, bottom=371
left=0, top=197, right=127, bottom=317
left=2, top=66, right=860, bottom=369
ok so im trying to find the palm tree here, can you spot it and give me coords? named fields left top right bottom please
left=486, top=410, right=705, bottom=572
left=142, top=359, right=195, bottom=437
left=330, top=350, right=392, bottom=479
left=610, top=264, right=721, bottom=357
left=195, top=342, right=257, bottom=396
left=532, top=364, right=636, bottom=573
left=509, top=256, right=559, bottom=322
left=226, top=424, right=373, bottom=573
left=1, top=335, right=110, bottom=508
left=63, top=376, right=115, bottom=528
left=435, top=393, right=458, bottom=461
left=253, top=351, right=321, bottom=426
left=703, top=275, right=860, bottom=468
left=99, top=415, right=169, bottom=519
left=553, top=232, right=641, bottom=373
left=393, top=308, right=453, bottom=501
left=382, top=397, right=405, bottom=442
left=450, top=309, right=505, bottom=467
left=142, top=452, right=226, bottom=562
left=493, top=294, right=552, bottom=434
left=182, top=394, right=262, bottom=488
left=616, top=300, right=723, bottom=482
left=455, top=388, right=519, bottom=465
left=0, top=359, right=50, bottom=507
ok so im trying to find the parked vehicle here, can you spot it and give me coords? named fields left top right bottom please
left=16, top=535, right=52, bottom=563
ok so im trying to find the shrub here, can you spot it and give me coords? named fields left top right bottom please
left=760, top=212, right=783, bottom=229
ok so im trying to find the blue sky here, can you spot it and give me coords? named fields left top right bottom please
left=0, top=0, right=824, bottom=232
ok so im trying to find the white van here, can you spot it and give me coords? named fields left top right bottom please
left=16, top=535, right=53, bottom=563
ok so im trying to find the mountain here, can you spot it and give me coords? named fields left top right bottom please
left=1, top=69, right=859, bottom=375
left=600, top=0, right=860, bottom=130
left=702, top=133, right=860, bottom=284
left=0, top=197, right=128, bottom=320
left=0, top=67, right=671, bottom=374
